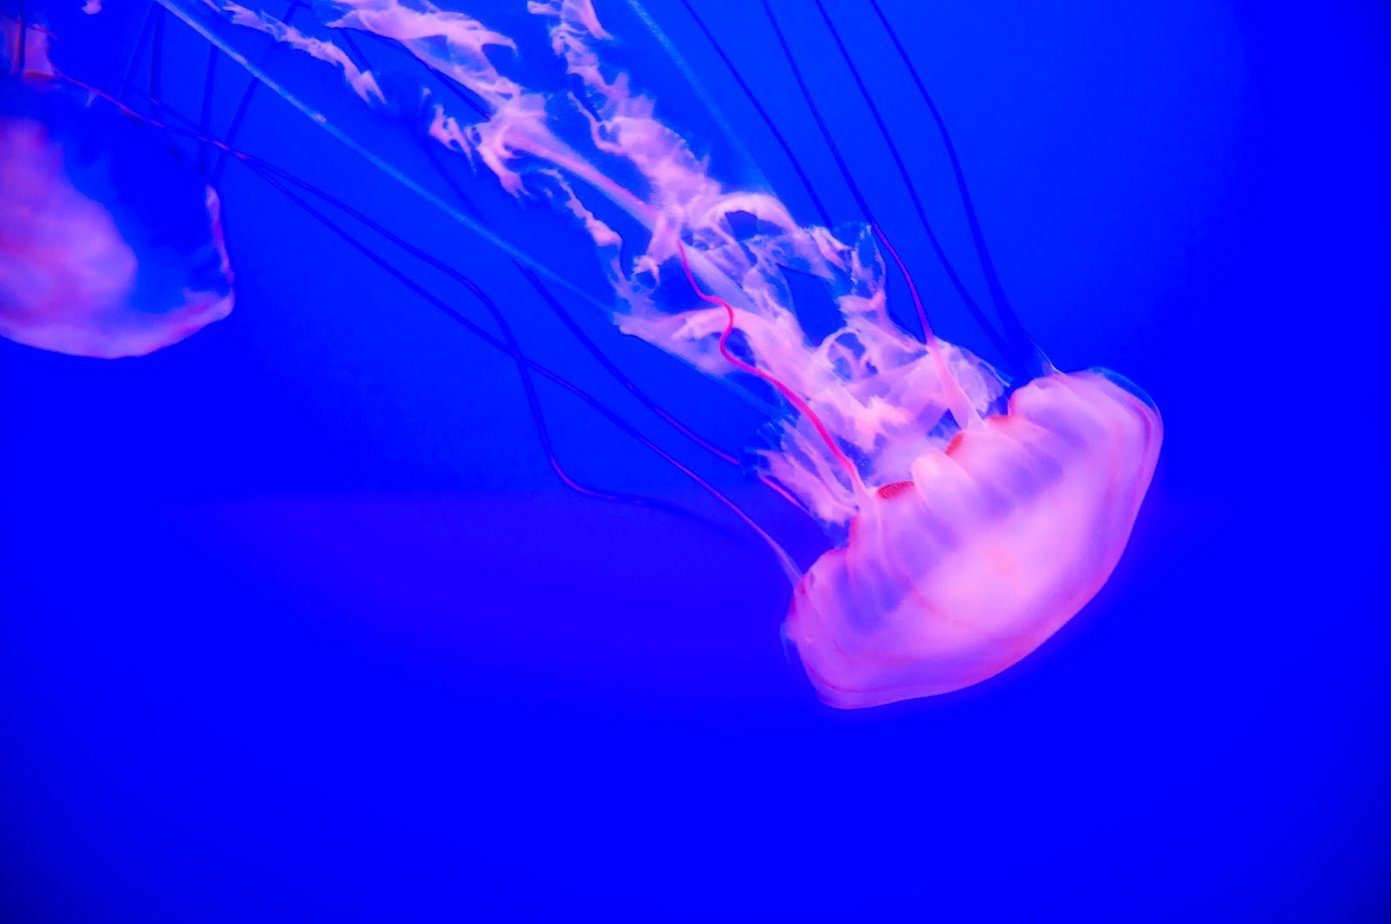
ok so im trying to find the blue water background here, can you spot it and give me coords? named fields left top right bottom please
left=1, top=1, right=1387, bottom=919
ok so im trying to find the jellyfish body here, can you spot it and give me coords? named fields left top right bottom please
left=788, top=371, right=1162, bottom=707
left=0, top=19, right=232, bottom=359
left=140, top=0, right=1163, bottom=706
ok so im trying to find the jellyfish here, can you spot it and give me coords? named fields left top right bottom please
left=0, top=11, right=232, bottom=358
left=19, top=0, right=1161, bottom=708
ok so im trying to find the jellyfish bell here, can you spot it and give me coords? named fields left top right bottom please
left=786, top=369, right=1162, bottom=708
left=0, top=15, right=233, bottom=359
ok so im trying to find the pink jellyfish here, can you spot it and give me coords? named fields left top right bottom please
left=672, top=226, right=1161, bottom=707
left=0, top=15, right=232, bottom=359
left=132, top=0, right=1160, bottom=707
left=786, top=367, right=1161, bottom=707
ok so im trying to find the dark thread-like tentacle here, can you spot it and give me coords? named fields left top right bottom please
left=867, top=0, right=1048, bottom=375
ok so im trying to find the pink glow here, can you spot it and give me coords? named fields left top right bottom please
left=0, top=17, right=233, bottom=359
left=0, top=117, right=139, bottom=355
left=210, top=1, right=386, bottom=106
left=787, top=371, right=1162, bottom=707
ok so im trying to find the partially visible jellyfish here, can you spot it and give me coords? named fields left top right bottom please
left=0, top=12, right=231, bottom=358
left=23, top=0, right=1162, bottom=708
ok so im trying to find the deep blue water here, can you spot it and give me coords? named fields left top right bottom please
left=1, top=1, right=1388, bottom=920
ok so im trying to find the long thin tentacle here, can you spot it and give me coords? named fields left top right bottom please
left=669, top=0, right=834, bottom=229
left=866, top=0, right=1049, bottom=375
left=756, top=0, right=1016, bottom=363
left=198, top=44, right=217, bottom=174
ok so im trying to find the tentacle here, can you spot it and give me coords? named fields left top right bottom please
left=865, top=0, right=1050, bottom=377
